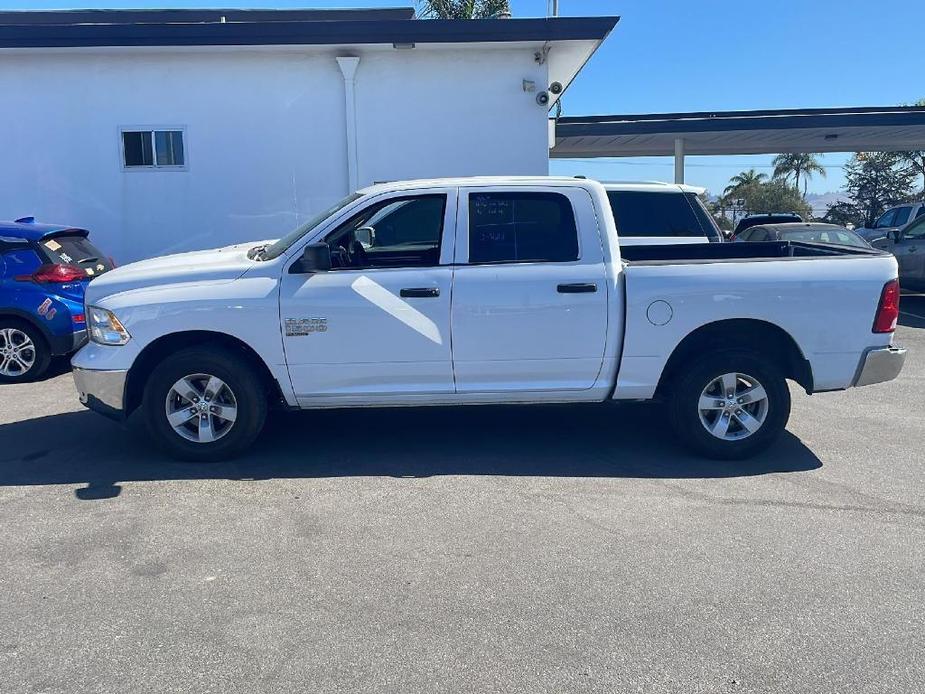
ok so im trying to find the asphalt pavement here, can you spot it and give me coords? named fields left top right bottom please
left=0, top=296, right=923, bottom=693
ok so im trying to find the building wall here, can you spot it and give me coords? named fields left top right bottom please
left=0, top=45, right=549, bottom=262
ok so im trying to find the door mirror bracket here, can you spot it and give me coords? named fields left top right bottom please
left=290, top=242, right=332, bottom=274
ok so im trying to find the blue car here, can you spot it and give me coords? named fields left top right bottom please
left=0, top=217, right=113, bottom=382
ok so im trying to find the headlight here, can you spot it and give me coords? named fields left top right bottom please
left=87, top=306, right=131, bottom=346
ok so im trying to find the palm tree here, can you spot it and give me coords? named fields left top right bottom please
left=418, top=0, right=511, bottom=18
left=772, top=153, right=826, bottom=196
left=723, top=169, right=767, bottom=198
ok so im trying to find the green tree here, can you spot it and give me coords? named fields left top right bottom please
left=844, top=152, right=917, bottom=227
left=771, top=153, right=826, bottom=196
left=723, top=169, right=768, bottom=198
left=898, top=152, right=925, bottom=198
left=417, top=0, right=511, bottom=18
left=698, top=191, right=732, bottom=231
left=739, top=179, right=811, bottom=218
left=895, top=98, right=925, bottom=197
left=822, top=201, right=865, bottom=229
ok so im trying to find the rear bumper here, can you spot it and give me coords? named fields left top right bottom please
left=854, top=346, right=906, bottom=387
left=48, top=329, right=87, bottom=356
left=73, top=366, right=127, bottom=420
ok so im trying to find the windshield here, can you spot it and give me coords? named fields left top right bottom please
left=261, top=192, right=364, bottom=261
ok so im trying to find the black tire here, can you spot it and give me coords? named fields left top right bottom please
left=668, top=349, right=791, bottom=460
left=142, top=346, right=267, bottom=462
left=0, top=318, right=51, bottom=384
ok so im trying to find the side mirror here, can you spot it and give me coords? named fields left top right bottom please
left=892, top=229, right=903, bottom=243
left=291, top=242, right=331, bottom=274
left=355, top=226, right=376, bottom=249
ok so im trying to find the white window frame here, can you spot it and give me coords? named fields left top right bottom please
left=119, top=126, right=188, bottom=171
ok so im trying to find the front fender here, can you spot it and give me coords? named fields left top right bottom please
left=90, top=275, right=289, bottom=392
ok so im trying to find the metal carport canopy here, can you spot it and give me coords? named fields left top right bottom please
left=552, top=106, right=925, bottom=158
left=552, top=105, right=925, bottom=184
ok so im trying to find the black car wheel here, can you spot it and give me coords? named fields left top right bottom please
left=142, top=346, right=267, bottom=462
left=668, top=350, right=791, bottom=460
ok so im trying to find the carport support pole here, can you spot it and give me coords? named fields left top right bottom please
left=674, top=137, right=685, bottom=184
left=337, top=56, right=361, bottom=194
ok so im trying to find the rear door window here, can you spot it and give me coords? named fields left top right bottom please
left=39, top=234, right=112, bottom=277
left=467, top=192, right=579, bottom=264
left=607, top=191, right=708, bottom=238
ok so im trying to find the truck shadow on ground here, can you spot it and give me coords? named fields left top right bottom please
left=0, top=401, right=822, bottom=499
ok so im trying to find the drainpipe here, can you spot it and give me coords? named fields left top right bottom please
left=336, top=56, right=360, bottom=193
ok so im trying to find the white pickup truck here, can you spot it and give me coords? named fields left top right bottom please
left=72, top=177, right=906, bottom=462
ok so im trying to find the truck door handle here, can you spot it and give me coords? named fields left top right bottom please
left=400, top=287, right=440, bottom=298
left=557, top=283, right=598, bottom=294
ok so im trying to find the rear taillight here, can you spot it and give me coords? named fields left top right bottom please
left=872, top=278, right=900, bottom=333
left=15, top=263, right=87, bottom=284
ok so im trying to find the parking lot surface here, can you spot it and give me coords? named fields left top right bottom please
left=1, top=296, right=923, bottom=694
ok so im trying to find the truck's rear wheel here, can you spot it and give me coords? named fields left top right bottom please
left=142, top=346, right=267, bottom=462
left=668, top=350, right=790, bottom=460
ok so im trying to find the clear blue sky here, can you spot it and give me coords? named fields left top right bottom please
left=7, top=0, right=925, bottom=196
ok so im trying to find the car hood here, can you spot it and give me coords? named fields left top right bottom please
left=83, top=241, right=267, bottom=306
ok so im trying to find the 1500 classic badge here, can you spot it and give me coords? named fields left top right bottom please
left=284, top=318, right=328, bottom=336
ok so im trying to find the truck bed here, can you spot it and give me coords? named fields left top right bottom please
left=620, top=240, right=884, bottom=265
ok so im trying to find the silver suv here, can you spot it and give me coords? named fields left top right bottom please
left=871, top=213, right=925, bottom=287
left=858, top=202, right=925, bottom=243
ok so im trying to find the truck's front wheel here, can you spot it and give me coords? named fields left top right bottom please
left=668, top=350, right=791, bottom=460
left=142, top=346, right=267, bottom=462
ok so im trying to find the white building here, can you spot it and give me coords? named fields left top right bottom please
left=0, top=8, right=616, bottom=261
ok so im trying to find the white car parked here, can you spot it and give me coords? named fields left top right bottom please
left=72, top=177, right=905, bottom=462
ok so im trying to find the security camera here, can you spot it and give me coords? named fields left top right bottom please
left=549, top=81, right=563, bottom=95
left=536, top=91, right=550, bottom=106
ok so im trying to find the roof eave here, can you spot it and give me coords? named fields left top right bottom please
left=0, top=16, right=620, bottom=50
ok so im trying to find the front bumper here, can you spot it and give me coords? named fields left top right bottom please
left=854, top=346, right=907, bottom=387
left=73, top=366, right=128, bottom=420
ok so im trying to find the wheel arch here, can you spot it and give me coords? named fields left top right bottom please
left=655, top=318, right=814, bottom=397
left=124, top=330, right=285, bottom=416
left=0, top=309, right=52, bottom=350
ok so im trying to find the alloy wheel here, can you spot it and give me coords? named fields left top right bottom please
left=697, top=372, right=769, bottom=441
left=0, top=328, right=36, bottom=378
left=165, top=373, right=238, bottom=443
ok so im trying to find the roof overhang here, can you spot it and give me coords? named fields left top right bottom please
left=552, top=106, right=925, bottom=158
left=0, top=14, right=619, bottom=51
left=0, top=8, right=418, bottom=24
